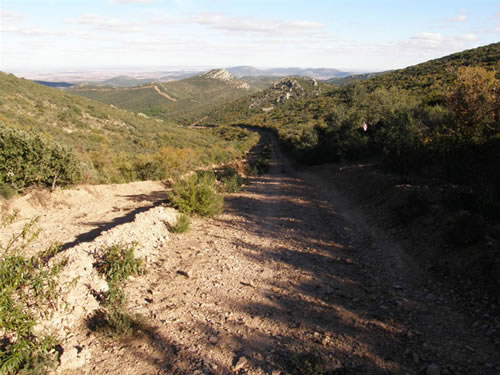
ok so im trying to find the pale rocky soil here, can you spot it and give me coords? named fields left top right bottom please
left=1, top=136, right=499, bottom=374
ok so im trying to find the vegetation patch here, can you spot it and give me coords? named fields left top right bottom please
left=89, top=243, right=144, bottom=338
left=287, top=348, right=325, bottom=375
left=0, top=127, right=81, bottom=191
left=216, top=166, right=244, bottom=193
left=0, top=72, right=259, bottom=189
left=168, top=171, right=223, bottom=217
left=171, top=213, right=191, bottom=233
left=0, top=212, right=67, bottom=375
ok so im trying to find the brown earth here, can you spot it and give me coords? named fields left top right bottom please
left=2, top=135, right=499, bottom=375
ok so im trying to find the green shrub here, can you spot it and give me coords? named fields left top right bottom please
left=171, top=214, right=191, bottom=233
left=252, top=157, right=271, bottom=175
left=288, top=349, right=324, bottom=375
left=86, top=308, right=144, bottom=338
left=168, top=172, right=223, bottom=217
left=94, top=243, right=143, bottom=304
left=0, top=183, right=16, bottom=199
left=89, top=243, right=144, bottom=337
left=217, top=167, right=244, bottom=193
left=0, top=213, right=66, bottom=375
left=0, top=128, right=81, bottom=190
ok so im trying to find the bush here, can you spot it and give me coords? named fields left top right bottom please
left=0, top=183, right=16, bottom=199
left=0, top=128, right=81, bottom=190
left=288, top=349, right=324, bottom=375
left=217, top=167, right=244, bottom=193
left=0, top=213, right=66, bottom=375
left=94, top=243, right=143, bottom=304
left=89, top=243, right=144, bottom=338
left=168, top=171, right=223, bottom=217
left=171, top=214, right=191, bottom=233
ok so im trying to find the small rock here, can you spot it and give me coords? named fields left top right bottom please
left=209, top=336, right=218, bottom=344
left=233, top=356, right=248, bottom=371
left=426, top=364, right=441, bottom=375
left=271, top=370, right=281, bottom=375
left=177, top=270, right=190, bottom=278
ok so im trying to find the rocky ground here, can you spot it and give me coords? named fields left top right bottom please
left=2, top=135, right=499, bottom=375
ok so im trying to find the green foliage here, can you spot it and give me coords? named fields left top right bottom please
left=288, top=349, right=324, bottom=375
left=86, top=308, right=144, bottom=338
left=0, top=213, right=66, bottom=375
left=67, top=72, right=261, bottom=124
left=0, top=184, right=17, bottom=199
left=89, top=243, right=144, bottom=337
left=216, top=167, right=244, bottom=193
left=171, top=214, right=191, bottom=233
left=94, top=243, right=143, bottom=303
left=0, top=127, right=81, bottom=190
left=445, top=66, right=499, bottom=142
left=0, top=72, right=259, bottom=188
left=168, top=171, right=224, bottom=217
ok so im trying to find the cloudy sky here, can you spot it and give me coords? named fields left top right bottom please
left=1, top=0, right=499, bottom=73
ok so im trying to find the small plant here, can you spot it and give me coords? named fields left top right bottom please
left=0, top=212, right=66, bottom=375
left=288, top=348, right=324, bottom=375
left=94, top=243, right=143, bottom=286
left=89, top=243, right=144, bottom=337
left=171, top=214, right=191, bottom=233
left=252, top=157, right=271, bottom=175
left=86, top=307, right=145, bottom=338
left=168, top=171, right=223, bottom=217
left=0, top=183, right=16, bottom=199
left=217, top=167, right=244, bottom=193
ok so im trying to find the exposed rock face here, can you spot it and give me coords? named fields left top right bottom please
left=201, top=69, right=250, bottom=89
left=249, top=77, right=321, bottom=110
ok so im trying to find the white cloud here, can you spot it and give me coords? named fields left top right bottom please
left=402, top=32, right=477, bottom=51
left=447, top=10, right=468, bottom=23
left=0, top=9, right=24, bottom=23
left=189, top=13, right=323, bottom=35
left=66, top=14, right=143, bottom=33
left=1, top=25, right=60, bottom=36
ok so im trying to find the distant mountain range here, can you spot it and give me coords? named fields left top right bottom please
left=66, top=69, right=257, bottom=123
left=31, top=66, right=355, bottom=89
left=226, top=66, right=352, bottom=80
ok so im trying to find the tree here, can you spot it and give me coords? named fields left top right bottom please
left=446, top=66, right=499, bottom=141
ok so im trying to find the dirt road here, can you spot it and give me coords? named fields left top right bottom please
left=3, top=134, right=497, bottom=374
left=46, top=134, right=493, bottom=375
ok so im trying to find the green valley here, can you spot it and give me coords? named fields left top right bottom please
left=67, top=69, right=264, bottom=124
left=0, top=72, right=258, bottom=192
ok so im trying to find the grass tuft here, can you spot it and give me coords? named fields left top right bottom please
left=171, top=214, right=191, bottom=233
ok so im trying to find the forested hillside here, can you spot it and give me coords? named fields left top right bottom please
left=0, top=72, right=258, bottom=195
left=67, top=69, right=261, bottom=124
left=206, top=42, right=500, bottom=223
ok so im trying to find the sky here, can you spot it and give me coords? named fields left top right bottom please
left=1, top=0, right=499, bottom=73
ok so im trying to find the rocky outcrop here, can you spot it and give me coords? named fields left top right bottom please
left=249, top=77, right=321, bottom=110
left=201, top=69, right=250, bottom=89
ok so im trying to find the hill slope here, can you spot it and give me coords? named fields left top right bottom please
left=0, top=72, right=258, bottom=188
left=67, top=69, right=258, bottom=123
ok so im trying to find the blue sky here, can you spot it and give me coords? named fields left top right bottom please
left=1, top=0, right=499, bottom=73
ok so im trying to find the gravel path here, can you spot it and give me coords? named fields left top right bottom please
left=58, top=134, right=498, bottom=375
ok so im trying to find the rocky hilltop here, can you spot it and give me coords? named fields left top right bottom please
left=249, top=76, right=321, bottom=110
left=201, top=69, right=250, bottom=90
